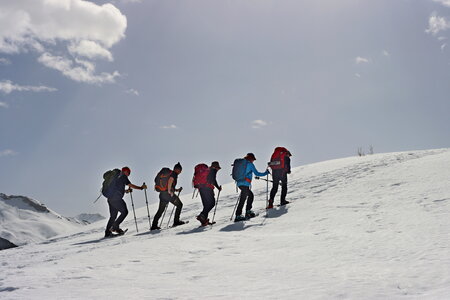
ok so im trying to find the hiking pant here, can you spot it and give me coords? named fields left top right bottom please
left=270, top=171, right=288, bottom=203
left=199, top=187, right=215, bottom=220
left=106, top=197, right=129, bottom=231
left=236, top=186, right=254, bottom=216
left=152, top=191, right=183, bottom=226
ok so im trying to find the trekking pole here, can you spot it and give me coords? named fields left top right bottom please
left=143, top=182, right=151, bottom=229
left=255, top=176, right=273, bottom=183
left=129, top=189, right=139, bottom=233
left=159, top=203, right=168, bottom=228
left=167, top=190, right=182, bottom=228
left=230, top=192, right=241, bottom=221
left=266, top=173, right=269, bottom=215
left=93, top=192, right=102, bottom=203
left=212, top=189, right=221, bottom=224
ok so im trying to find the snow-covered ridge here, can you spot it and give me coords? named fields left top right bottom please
left=74, top=213, right=105, bottom=224
left=0, top=193, right=84, bottom=248
left=1, top=149, right=450, bottom=299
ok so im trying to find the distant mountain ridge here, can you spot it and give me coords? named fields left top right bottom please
left=75, top=213, right=105, bottom=224
left=0, top=193, right=84, bottom=250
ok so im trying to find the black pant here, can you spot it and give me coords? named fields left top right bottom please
left=270, top=171, right=288, bottom=203
left=199, top=187, right=216, bottom=219
left=152, top=191, right=183, bottom=226
left=106, top=197, right=129, bottom=232
left=236, top=186, right=254, bottom=216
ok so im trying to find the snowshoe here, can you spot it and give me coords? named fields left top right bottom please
left=234, top=215, right=246, bottom=222
left=150, top=225, right=161, bottom=231
left=245, top=210, right=257, bottom=219
left=172, top=220, right=187, bottom=227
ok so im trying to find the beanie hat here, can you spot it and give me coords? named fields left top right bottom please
left=122, top=166, right=131, bottom=174
left=174, top=162, right=182, bottom=171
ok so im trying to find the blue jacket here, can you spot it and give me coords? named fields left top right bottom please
left=237, top=161, right=269, bottom=187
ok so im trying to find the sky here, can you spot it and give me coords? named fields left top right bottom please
left=1, top=0, right=450, bottom=216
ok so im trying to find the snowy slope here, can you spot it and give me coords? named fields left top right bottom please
left=1, top=149, right=450, bottom=299
left=0, top=193, right=84, bottom=247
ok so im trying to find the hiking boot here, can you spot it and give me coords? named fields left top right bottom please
left=196, top=214, right=207, bottom=225
left=280, top=200, right=290, bottom=206
left=104, top=230, right=114, bottom=238
left=266, top=200, right=274, bottom=209
left=245, top=210, right=256, bottom=219
left=114, top=228, right=125, bottom=235
left=234, top=215, right=246, bottom=222
left=172, top=220, right=186, bottom=227
left=150, top=224, right=161, bottom=231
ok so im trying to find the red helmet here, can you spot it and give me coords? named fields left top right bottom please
left=122, top=166, right=131, bottom=174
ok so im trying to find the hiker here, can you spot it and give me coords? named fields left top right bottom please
left=194, top=161, right=222, bottom=226
left=268, top=147, right=292, bottom=208
left=151, top=162, right=186, bottom=230
left=234, top=153, right=270, bottom=222
left=105, top=167, right=146, bottom=237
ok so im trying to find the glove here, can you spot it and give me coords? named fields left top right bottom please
left=141, top=183, right=147, bottom=190
left=218, top=185, right=222, bottom=192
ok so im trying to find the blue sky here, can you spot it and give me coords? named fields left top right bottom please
left=1, top=0, right=450, bottom=216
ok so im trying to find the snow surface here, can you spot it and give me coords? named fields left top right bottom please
left=0, top=194, right=83, bottom=246
left=1, top=149, right=450, bottom=299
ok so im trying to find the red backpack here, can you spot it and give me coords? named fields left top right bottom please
left=192, top=164, right=213, bottom=189
left=269, top=147, right=289, bottom=170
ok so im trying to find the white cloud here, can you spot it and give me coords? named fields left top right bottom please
left=426, top=13, right=450, bottom=36
left=433, top=0, right=450, bottom=7
left=0, top=1, right=126, bottom=53
left=438, top=36, right=448, bottom=41
left=38, top=52, right=119, bottom=84
left=355, top=73, right=361, bottom=78
left=442, top=43, right=447, bottom=52
left=355, top=56, right=369, bottom=64
left=251, top=119, right=269, bottom=129
left=0, top=57, right=11, bottom=65
left=125, top=88, right=139, bottom=96
left=0, top=0, right=126, bottom=83
left=68, top=40, right=113, bottom=61
left=161, top=124, right=178, bottom=129
left=0, top=80, right=57, bottom=94
left=382, top=50, right=390, bottom=57
left=0, top=101, right=9, bottom=108
left=0, top=149, right=17, bottom=157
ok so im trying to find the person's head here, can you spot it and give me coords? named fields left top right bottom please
left=245, top=153, right=256, bottom=162
left=122, top=166, right=131, bottom=176
left=211, top=161, right=221, bottom=170
left=287, top=151, right=292, bottom=157
left=173, top=162, right=182, bottom=174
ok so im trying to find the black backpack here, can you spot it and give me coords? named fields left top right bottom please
left=154, top=168, right=172, bottom=192
left=101, top=169, right=121, bottom=198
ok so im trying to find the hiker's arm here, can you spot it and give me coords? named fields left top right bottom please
left=251, top=163, right=269, bottom=177
left=129, top=183, right=145, bottom=190
left=167, top=177, right=174, bottom=195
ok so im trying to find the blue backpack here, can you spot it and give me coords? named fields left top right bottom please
left=232, top=158, right=249, bottom=181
